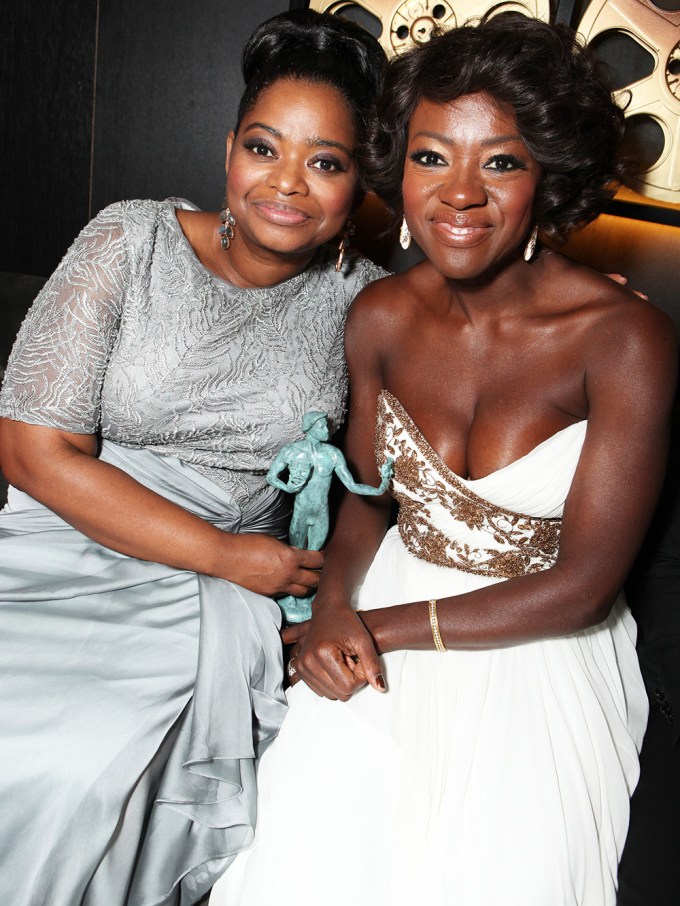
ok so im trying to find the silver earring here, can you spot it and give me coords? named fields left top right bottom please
left=335, top=221, right=355, bottom=272
left=219, top=204, right=236, bottom=250
left=399, top=217, right=411, bottom=251
left=523, top=226, right=538, bottom=262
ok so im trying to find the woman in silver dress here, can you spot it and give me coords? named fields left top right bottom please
left=0, top=11, right=385, bottom=905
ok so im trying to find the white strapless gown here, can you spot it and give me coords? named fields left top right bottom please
left=211, top=391, right=647, bottom=906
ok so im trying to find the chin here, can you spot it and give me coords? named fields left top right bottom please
left=428, top=244, right=520, bottom=283
left=429, top=253, right=492, bottom=282
left=254, top=232, right=321, bottom=259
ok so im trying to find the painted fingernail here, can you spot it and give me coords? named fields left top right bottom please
left=375, top=674, right=386, bottom=691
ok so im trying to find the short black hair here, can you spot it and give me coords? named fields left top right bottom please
left=370, top=14, right=626, bottom=243
left=236, top=10, right=386, bottom=194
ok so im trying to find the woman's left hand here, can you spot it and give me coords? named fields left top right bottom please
left=281, top=603, right=385, bottom=700
left=283, top=619, right=369, bottom=689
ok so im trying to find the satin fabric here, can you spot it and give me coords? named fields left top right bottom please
left=0, top=441, right=288, bottom=905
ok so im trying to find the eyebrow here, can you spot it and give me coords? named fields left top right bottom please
left=244, top=122, right=282, bottom=138
left=312, top=138, right=354, bottom=156
left=243, top=123, right=354, bottom=156
left=411, top=130, right=523, bottom=147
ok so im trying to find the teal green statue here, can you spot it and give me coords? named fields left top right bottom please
left=267, top=411, right=393, bottom=623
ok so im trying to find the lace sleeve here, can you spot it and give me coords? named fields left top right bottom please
left=0, top=205, right=130, bottom=433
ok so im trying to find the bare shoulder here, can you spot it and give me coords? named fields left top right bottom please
left=346, top=260, right=433, bottom=335
left=542, top=252, right=676, bottom=357
left=543, top=255, right=677, bottom=427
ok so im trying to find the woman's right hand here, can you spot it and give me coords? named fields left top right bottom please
left=223, top=533, right=323, bottom=598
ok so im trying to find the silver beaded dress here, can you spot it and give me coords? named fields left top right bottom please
left=0, top=198, right=386, bottom=906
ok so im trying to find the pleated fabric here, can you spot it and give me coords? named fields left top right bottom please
left=212, top=395, right=647, bottom=906
left=0, top=441, right=287, bottom=905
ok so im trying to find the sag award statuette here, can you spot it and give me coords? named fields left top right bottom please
left=267, top=410, right=393, bottom=623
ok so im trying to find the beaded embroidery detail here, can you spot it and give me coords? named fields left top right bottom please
left=375, top=391, right=562, bottom=579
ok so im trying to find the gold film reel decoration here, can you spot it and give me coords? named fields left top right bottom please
left=307, top=0, right=549, bottom=57
left=578, top=0, right=680, bottom=202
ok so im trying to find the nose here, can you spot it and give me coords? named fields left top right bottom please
left=439, top=160, right=487, bottom=209
left=269, top=156, right=309, bottom=197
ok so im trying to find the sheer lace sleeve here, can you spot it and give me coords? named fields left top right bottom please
left=0, top=205, right=129, bottom=433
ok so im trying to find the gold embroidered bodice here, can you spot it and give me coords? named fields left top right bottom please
left=375, top=391, right=588, bottom=580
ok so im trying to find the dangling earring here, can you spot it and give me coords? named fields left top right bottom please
left=219, top=203, right=236, bottom=250
left=335, top=221, right=355, bottom=272
left=523, top=226, right=538, bottom=262
left=399, top=217, right=411, bottom=251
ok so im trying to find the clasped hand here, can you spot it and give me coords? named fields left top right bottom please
left=282, top=604, right=385, bottom=701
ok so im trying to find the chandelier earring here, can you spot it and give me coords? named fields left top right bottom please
left=399, top=216, right=412, bottom=251
left=218, top=203, right=236, bottom=250
left=523, top=225, right=538, bottom=262
left=335, top=221, right=355, bottom=272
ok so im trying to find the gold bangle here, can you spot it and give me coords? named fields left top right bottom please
left=428, top=598, right=446, bottom=652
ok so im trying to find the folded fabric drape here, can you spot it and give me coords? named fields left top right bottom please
left=0, top=441, right=288, bottom=905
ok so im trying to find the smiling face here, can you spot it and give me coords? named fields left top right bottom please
left=402, top=92, right=542, bottom=281
left=225, top=78, right=360, bottom=263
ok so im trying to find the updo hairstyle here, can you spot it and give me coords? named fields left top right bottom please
left=236, top=10, right=386, bottom=194
left=370, top=14, right=627, bottom=243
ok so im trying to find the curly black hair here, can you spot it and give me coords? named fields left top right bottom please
left=369, top=14, right=626, bottom=243
left=235, top=10, right=386, bottom=195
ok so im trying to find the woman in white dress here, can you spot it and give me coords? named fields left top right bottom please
left=210, top=14, right=678, bottom=906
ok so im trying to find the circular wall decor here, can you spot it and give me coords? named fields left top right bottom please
left=306, top=0, right=549, bottom=57
left=578, top=0, right=680, bottom=202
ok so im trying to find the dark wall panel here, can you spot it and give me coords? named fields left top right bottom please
left=91, top=0, right=288, bottom=217
left=0, top=0, right=287, bottom=280
left=0, top=0, right=97, bottom=277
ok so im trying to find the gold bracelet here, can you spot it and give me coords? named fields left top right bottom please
left=428, top=598, right=446, bottom=652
